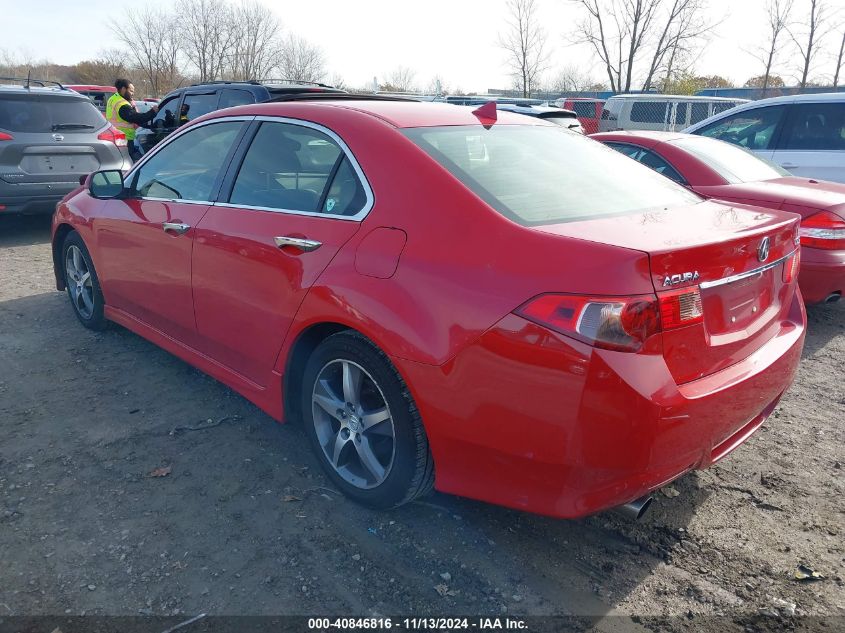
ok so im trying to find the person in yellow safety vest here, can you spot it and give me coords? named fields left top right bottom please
left=106, top=78, right=158, bottom=162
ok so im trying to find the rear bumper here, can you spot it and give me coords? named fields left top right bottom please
left=799, top=246, right=845, bottom=303
left=0, top=186, right=77, bottom=215
left=398, top=292, right=806, bottom=519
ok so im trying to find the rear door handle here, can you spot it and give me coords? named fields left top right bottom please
left=163, top=221, right=190, bottom=235
left=274, top=236, right=322, bottom=252
left=780, top=163, right=798, bottom=169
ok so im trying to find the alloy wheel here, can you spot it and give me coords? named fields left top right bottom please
left=311, top=359, right=396, bottom=489
left=65, top=244, right=95, bottom=320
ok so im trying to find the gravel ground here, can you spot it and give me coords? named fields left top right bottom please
left=0, top=214, right=842, bottom=632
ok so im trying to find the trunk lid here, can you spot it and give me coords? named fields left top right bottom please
left=536, top=200, right=801, bottom=383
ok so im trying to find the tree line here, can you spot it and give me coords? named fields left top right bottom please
left=500, top=0, right=845, bottom=97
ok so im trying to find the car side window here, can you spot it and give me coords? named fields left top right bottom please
left=696, top=105, right=786, bottom=150
left=630, top=102, right=667, bottom=123
left=230, top=121, right=366, bottom=215
left=218, top=89, right=255, bottom=109
left=605, top=143, right=685, bottom=184
left=181, top=93, right=219, bottom=123
left=152, top=96, right=180, bottom=129
left=779, top=103, right=845, bottom=151
left=131, top=121, right=243, bottom=202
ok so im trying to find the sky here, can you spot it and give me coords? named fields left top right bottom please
left=2, top=0, right=844, bottom=92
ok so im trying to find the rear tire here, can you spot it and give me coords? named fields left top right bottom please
left=62, top=231, right=107, bottom=331
left=301, top=331, right=434, bottom=509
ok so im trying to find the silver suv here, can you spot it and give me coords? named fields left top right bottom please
left=0, top=78, right=130, bottom=215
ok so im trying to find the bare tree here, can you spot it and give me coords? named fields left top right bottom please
left=327, top=72, right=347, bottom=90
left=834, top=30, right=844, bottom=87
left=176, top=0, right=233, bottom=82
left=226, top=1, right=282, bottom=80
left=641, top=0, right=715, bottom=91
left=748, top=0, right=795, bottom=91
left=790, top=0, right=828, bottom=88
left=72, top=49, right=127, bottom=85
left=498, top=0, right=549, bottom=97
left=425, top=75, right=450, bottom=95
left=108, top=7, right=184, bottom=96
left=548, top=64, right=598, bottom=92
left=276, top=34, right=326, bottom=83
left=382, top=66, right=417, bottom=92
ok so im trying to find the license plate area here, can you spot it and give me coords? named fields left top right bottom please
left=20, top=153, right=100, bottom=176
left=701, top=268, right=776, bottom=336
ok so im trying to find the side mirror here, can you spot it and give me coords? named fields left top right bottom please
left=89, top=170, right=125, bottom=199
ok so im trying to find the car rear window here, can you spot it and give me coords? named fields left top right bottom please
left=403, top=125, right=701, bottom=226
left=570, top=102, right=597, bottom=118
left=669, top=136, right=790, bottom=183
left=0, top=94, right=105, bottom=133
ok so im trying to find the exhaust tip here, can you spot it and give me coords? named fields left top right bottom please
left=824, top=293, right=841, bottom=304
left=612, top=495, right=653, bottom=520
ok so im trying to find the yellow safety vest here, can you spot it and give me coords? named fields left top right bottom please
left=105, top=93, right=139, bottom=141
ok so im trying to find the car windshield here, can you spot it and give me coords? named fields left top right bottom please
left=0, top=94, right=105, bottom=133
left=669, top=136, right=790, bottom=183
left=403, top=124, right=701, bottom=225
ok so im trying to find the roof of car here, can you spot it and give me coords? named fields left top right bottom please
left=224, top=99, right=552, bottom=128
left=66, top=85, right=115, bottom=91
left=606, top=93, right=746, bottom=102
left=724, top=91, right=845, bottom=106
left=592, top=130, right=687, bottom=143
left=0, top=84, right=85, bottom=97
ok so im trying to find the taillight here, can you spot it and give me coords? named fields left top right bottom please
left=516, top=293, right=661, bottom=352
left=0, top=132, right=13, bottom=141
left=658, top=287, right=703, bottom=330
left=782, top=250, right=800, bottom=283
left=97, top=126, right=127, bottom=147
left=799, top=211, right=845, bottom=250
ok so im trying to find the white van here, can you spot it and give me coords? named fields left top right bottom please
left=684, top=92, right=845, bottom=184
left=598, top=94, right=748, bottom=133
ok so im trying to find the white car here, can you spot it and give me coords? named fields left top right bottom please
left=684, top=92, right=845, bottom=184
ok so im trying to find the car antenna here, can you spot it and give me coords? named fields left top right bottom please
left=472, top=101, right=497, bottom=129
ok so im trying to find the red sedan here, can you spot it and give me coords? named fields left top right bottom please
left=593, top=130, right=845, bottom=305
left=51, top=98, right=805, bottom=519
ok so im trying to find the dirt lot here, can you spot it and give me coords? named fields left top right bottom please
left=0, top=214, right=843, bottom=631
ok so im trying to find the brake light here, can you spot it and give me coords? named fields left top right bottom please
left=516, top=293, right=660, bottom=352
left=0, top=132, right=13, bottom=141
left=799, top=211, right=845, bottom=250
left=782, top=250, right=800, bottom=283
left=658, top=287, right=703, bottom=330
left=97, top=126, right=127, bottom=147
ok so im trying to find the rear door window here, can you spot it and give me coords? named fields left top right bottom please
left=571, top=102, right=597, bottom=118
left=690, top=102, right=710, bottom=124
left=779, top=103, right=845, bottom=150
left=229, top=121, right=367, bottom=216
left=605, top=142, right=686, bottom=184
left=151, top=95, right=180, bottom=128
left=696, top=105, right=787, bottom=150
left=218, top=89, right=255, bottom=109
left=0, top=94, right=104, bottom=133
left=181, top=93, right=219, bottom=122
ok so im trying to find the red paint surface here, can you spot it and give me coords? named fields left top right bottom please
left=50, top=103, right=806, bottom=518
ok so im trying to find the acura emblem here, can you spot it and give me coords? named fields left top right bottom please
left=757, top=237, right=770, bottom=262
left=52, top=134, right=64, bottom=141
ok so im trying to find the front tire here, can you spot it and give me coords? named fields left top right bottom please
left=301, top=331, right=434, bottom=508
left=62, top=231, right=107, bottom=330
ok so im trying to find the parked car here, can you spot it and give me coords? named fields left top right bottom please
left=555, top=97, right=604, bottom=134
left=684, top=92, right=845, bottom=184
left=52, top=97, right=805, bottom=519
left=0, top=78, right=129, bottom=215
left=599, top=94, right=748, bottom=133
left=66, top=84, right=116, bottom=112
left=488, top=103, right=583, bottom=133
left=593, top=130, right=845, bottom=304
left=135, top=80, right=345, bottom=155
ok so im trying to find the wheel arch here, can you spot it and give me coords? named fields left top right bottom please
left=52, top=222, right=77, bottom=291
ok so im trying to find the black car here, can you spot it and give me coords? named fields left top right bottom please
left=135, top=80, right=346, bottom=155
left=0, top=77, right=129, bottom=215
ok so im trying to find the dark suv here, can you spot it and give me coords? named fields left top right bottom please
left=0, top=78, right=130, bottom=215
left=135, top=80, right=346, bottom=155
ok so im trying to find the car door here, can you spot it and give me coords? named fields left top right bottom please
left=191, top=118, right=371, bottom=386
left=95, top=119, right=249, bottom=347
left=772, top=102, right=845, bottom=183
left=693, top=104, right=789, bottom=162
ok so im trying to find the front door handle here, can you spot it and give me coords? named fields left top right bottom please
left=163, top=221, right=190, bottom=235
left=780, top=163, right=798, bottom=169
left=274, top=236, right=322, bottom=252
